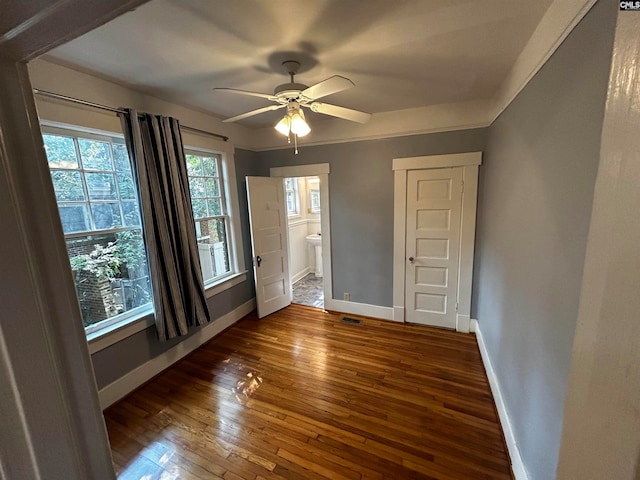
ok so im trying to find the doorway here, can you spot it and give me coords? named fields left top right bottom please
left=392, top=153, right=481, bottom=332
left=285, top=175, right=324, bottom=308
left=270, top=163, right=333, bottom=311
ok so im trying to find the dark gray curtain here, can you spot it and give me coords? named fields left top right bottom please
left=119, top=109, right=210, bottom=341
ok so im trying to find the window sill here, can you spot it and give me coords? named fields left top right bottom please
left=85, top=273, right=248, bottom=354
left=87, top=307, right=154, bottom=354
left=204, top=270, right=247, bottom=298
left=288, top=218, right=308, bottom=227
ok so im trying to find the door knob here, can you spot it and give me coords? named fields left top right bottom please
left=408, top=256, right=415, bottom=264
left=256, top=255, right=262, bottom=267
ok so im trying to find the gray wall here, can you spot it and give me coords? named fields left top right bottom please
left=92, top=129, right=488, bottom=388
left=473, top=2, right=616, bottom=479
left=91, top=148, right=258, bottom=389
left=256, top=130, right=487, bottom=306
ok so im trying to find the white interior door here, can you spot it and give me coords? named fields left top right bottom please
left=406, top=168, right=463, bottom=328
left=246, top=176, right=291, bottom=318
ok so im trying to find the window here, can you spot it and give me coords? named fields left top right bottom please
left=285, top=177, right=300, bottom=216
left=309, top=188, right=321, bottom=213
left=185, top=151, right=234, bottom=285
left=42, top=128, right=152, bottom=333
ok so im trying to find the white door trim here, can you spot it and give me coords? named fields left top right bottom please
left=270, top=163, right=332, bottom=310
left=393, top=152, right=482, bottom=331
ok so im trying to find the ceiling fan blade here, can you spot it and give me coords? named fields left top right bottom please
left=301, top=76, right=355, bottom=101
left=309, top=102, right=371, bottom=124
left=214, top=88, right=277, bottom=101
left=223, top=104, right=286, bottom=123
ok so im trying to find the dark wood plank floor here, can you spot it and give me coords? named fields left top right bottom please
left=105, top=304, right=512, bottom=480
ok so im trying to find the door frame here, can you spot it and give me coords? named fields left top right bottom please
left=393, top=152, right=482, bottom=332
left=270, top=163, right=332, bottom=309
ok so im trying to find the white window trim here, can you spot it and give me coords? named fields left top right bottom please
left=42, top=124, right=155, bottom=348
left=285, top=177, right=301, bottom=218
left=204, top=271, right=247, bottom=298
left=87, top=308, right=154, bottom=354
left=41, top=123, right=247, bottom=353
left=184, top=144, right=246, bottom=289
left=89, top=139, right=246, bottom=351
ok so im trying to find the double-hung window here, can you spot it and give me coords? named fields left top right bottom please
left=285, top=177, right=300, bottom=217
left=42, top=127, right=152, bottom=334
left=185, top=149, right=243, bottom=289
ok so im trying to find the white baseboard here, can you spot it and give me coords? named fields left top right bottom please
left=470, top=318, right=478, bottom=333
left=456, top=313, right=471, bottom=333
left=393, top=306, right=405, bottom=323
left=324, top=298, right=396, bottom=322
left=291, top=266, right=313, bottom=285
left=475, top=322, right=529, bottom=480
left=98, top=298, right=256, bottom=410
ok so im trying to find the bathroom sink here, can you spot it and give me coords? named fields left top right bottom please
left=306, top=234, right=323, bottom=277
left=306, top=234, right=321, bottom=246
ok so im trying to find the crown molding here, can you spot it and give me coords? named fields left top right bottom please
left=29, top=0, right=596, bottom=152
left=247, top=0, right=597, bottom=151
left=251, top=99, right=493, bottom=151
left=488, top=0, right=598, bottom=123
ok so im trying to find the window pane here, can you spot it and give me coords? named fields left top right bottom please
left=191, top=198, right=207, bottom=219
left=117, top=172, right=136, bottom=200
left=78, top=139, right=112, bottom=170
left=202, top=157, right=217, bottom=176
left=286, top=191, right=295, bottom=213
left=91, top=202, right=122, bottom=229
left=285, top=178, right=294, bottom=190
left=205, top=178, right=220, bottom=197
left=189, top=178, right=205, bottom=198
left=122, top=201, right=141, bottom=227
left=310, top=189, right=321, bottom=212
left=195, top=218, right=230, bottom=283
left=43, top=134, right=78, bottom=169
left=59, top=204, right=91, bottom=233
left=86, top=172, right=118, bottom=200
left=67, top=230, right=152, bottom=327
left=113, top=143, right=131, bottom=172
left=185, top=154, right=202, bottom=176
left=50, top=170, right=85, bottom=201
left=207, top=198, right=222, bottom=216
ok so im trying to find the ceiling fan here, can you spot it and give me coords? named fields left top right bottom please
left=214, top=60, right=371, bottom=137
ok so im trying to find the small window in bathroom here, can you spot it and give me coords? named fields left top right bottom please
left=284, top=177, right=300, bottom=217
left=309, top=188, right=320, bottom=213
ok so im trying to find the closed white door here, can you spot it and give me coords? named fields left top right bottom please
left=405, top=168, right=462, bottom=328
left=246, top=176, right=291, bottom=318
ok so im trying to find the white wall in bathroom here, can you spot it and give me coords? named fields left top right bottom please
left=288, top=177, right=321, bottom=284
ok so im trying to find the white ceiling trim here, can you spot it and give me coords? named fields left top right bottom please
left=489, top=0, right=598, bottom=123
left=250, top=0, right=598, bottom=151
left=253, top=99, right=492, bottom=151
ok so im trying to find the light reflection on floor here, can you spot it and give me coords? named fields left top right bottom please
left=233, top=371, right=263, bottom=403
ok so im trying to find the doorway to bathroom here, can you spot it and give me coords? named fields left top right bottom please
left=270, top=163, right=332, bottom=311
left=285, top=175, right=324, bottom=308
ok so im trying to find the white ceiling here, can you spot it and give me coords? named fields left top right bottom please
left=46, top=0, right=554, bottom=128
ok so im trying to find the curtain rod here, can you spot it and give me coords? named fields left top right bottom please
left=32, top=89, right=229, bottom=142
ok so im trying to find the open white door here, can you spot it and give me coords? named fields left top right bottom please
left=246, top=176, right=291, bottom=318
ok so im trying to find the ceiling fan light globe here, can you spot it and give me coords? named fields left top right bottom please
left=275, top=115, right=291, bottom=136
left=292, top=122, right=310, bottom=137
left=290, top=111, right=311, bottom=137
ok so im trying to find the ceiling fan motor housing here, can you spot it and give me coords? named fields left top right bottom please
left=273, top=82, right=309, bottom=100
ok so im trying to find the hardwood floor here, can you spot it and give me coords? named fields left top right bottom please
left=105, top=304, right=512, bottom=480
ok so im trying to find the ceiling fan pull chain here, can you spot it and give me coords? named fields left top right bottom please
left=294, top=134, right=299, bottom=155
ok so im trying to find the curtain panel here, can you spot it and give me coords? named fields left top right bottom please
left=119, top=109, right=210, bottom=341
